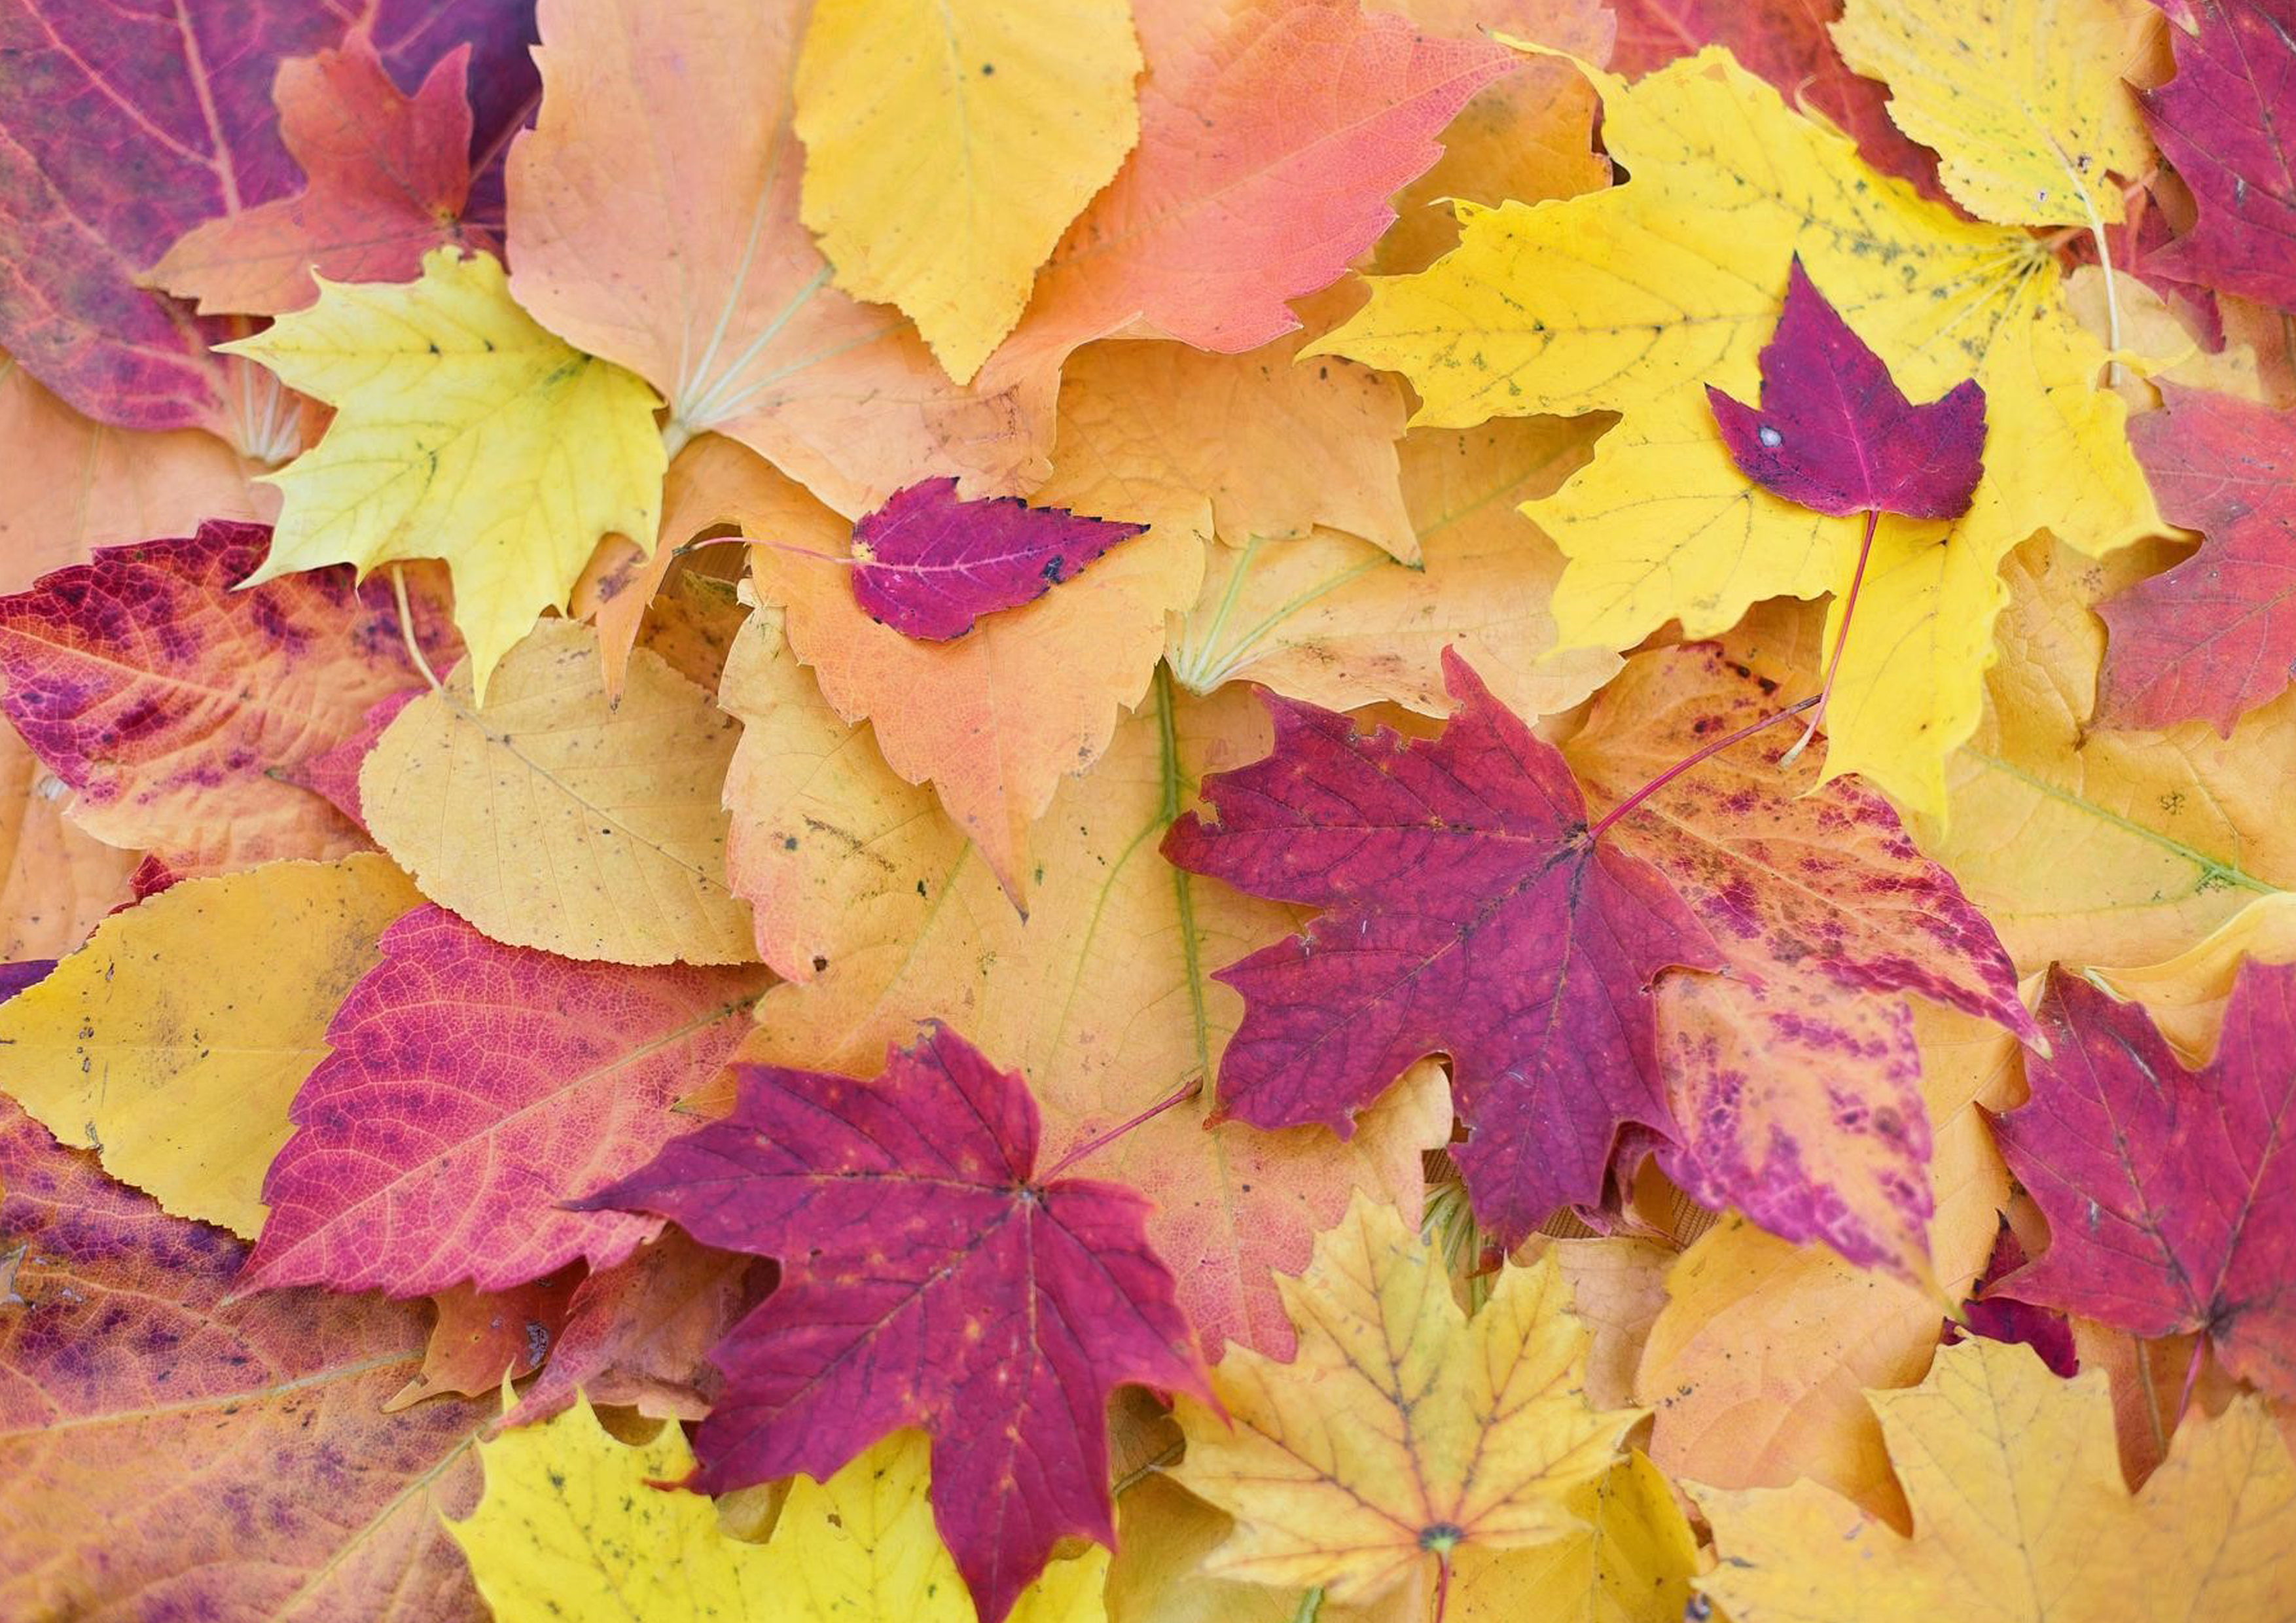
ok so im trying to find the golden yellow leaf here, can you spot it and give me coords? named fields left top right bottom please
left=1832, top=0, right=2155, bottom=226
left=1167, top=416, right=1619, bottom=721
left=1449, top=1452, right=1703, bottom=1623
left=1537, top=1237, right=1677, bottom=1412
left=446, top=1394, right=774, bottom=1620
left=361, top=618, right=753, bottom=967
left=1634, top=1000, right=2017, bottom=1524
left=795, top=0, right=1141, bottom=383
left=1318, top=48, right=2159, bottom=815
left=716, top=615, right=1446, bottom=1357
left=741, top=356, right=1206, bottom=906
left=2065, top=264, right=2267, bottom=406
left=221, top=247, right=665, bottom=700
left=1697, top=1339, right=2296, bottom=1621
left=2087, top=889, right=2296, bottom=1060
left=1170, top=1194, right=1641, bottom=1606
left=0, top=853, right=418, bottom=1236
left=1917, top=536, right=2296, bottom=973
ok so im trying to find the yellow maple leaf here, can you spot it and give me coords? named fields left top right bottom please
left=361, top=619, right=755, bottom=967
left=1833, top=0, right=2156, bottom=227
left=1448, top=1452, right=1704, bottom=1622
left=1315, top=48, right=2161, bottom=816
left=795, top=0, right=1142, bottom=383
left=220, top=247, right=665, bottom=700
left=1698, top=1338, right=2296, bottom=1621
left=0, top=854, right=418, bottom=1236
left=1169, top=1194, right=1641, bottom=1606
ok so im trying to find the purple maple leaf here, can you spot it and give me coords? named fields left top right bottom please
left=1706, top=257, right=1986, bottom=519
left=848, top=476, right=1145, bottom=640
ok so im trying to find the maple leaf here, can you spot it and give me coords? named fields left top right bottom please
left=848, top=476, right=1147, bottom=640
left=0, top=0, right=535, bottom=438
left=1444, top=1452, right=1705, bottom=1622
left=512, top=1230, right=764, bottom=1425
left=240, top=904, right=765, bottom=1298
left=359, top=619, right=756, bottom=966
left=2141, top=0, right=2296, bottom=311
left=507, top=0, right=1043, bottom=516
left=1163, top=650, right=1721, bottom=1243
left=719, top=610, right=1447, bottom=1357
left=146, top=30, right=483, bottom=317
left=1168, top=415, right=1620, bottom=719
left=1707, top=257, right=1986, bottom=520
left=220, top=246, right=665, bottom=698
left=0, top=853, right=417, bottom=1238
left=0, top=1103, right=490, bottom=1620
left=1697, top=1338, right=2296, bottom=1621
left=1609, top=0, right=1943, bottom=193
left=0, top=522, right=452, bottom=874
left=576, top=1022, right=1211, bottom=1623
left=386, top=1267, right=584, bottom=1412
left=1831, top=0, right=2156, bottom=227
left=1566, top=644, right=2032, bottom=1271
left=447, top=1391, right=778, bottom=1620
left=1951, top=1221, right=2081, bottom=1378
left=1323, top=47, right=2160, bottom=815
left=1170, top=1194, right=1642, bottom=1608
left=1989, top=961, right=2296, bottom=1400
left=2100, top=385, right=2296, bottom=733
left=794, top=0, right=1143, bottom=383
left=0, top=357, right=270, bottom=582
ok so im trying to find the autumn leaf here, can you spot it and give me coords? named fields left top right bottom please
left=386, top=1268, right=584, bottom=1412
left=1831, top=0, right=2155, bottom=227
left=2140, top=0, right=2296, bottom=310
left=1989, top=961, right=2296, bottom=1400
left=0, top=721, right=140, bottom=959
left=1164, top=650, right=1721, bottom=1243
left=794, top=0, right=1142, bottom=382
left=0, top=854, right=418, bottom=1237
left=2101, top=385, right=2296, bottom=732
left=146, top=30, right=484, bottom=317
left=360, top=620, right=755, bottom=966
left=718, top=611, right=1447, bottom=1357
left=1446, top=1452, right=1705, bottom=1622
left=1323, top=46, right=2160, bottom=813
left=0, top=522, right=451, bottom=874
left=239, top=904, right=762, bottom=1301
left=220, top=246, right=665, bottom=698
left=848, top=476, right=1147, bottom=639
left=1697, top=1338, right=2296, bottom=1620
left=0, top=1, right=533, bottom=439
left=1170, top=1194, right=1642, bottom=1607
left=506, top=0, right=1042, bottom=515
left=0, top=1103, right=489, bottom=1621
left=577, top=1022, right=1210, bottom=1623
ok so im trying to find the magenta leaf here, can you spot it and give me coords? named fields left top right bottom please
left=2100, top=385, right=2296, bottom=734
left=2143, top=0, right=2296, bottom=313
left=1160, top=651, right=1723, bottom=1244
left=575, top=1021, right=1210, bottom=1623
left=1954, top=1222, right=2079, bottom=1378
left=848, top=476, right=1146, bottom=640
left=1706, top=256, right=1986, bottom=519
left=1991, top=961, right=2296, bottom=1401
left=240, top=906, right=766, bottom=1298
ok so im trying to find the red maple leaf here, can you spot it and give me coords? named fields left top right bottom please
left=1706, top=256, right=1986, bottom=520
left=1160, top=650, right=1722, bottom=1245
left=2143, top=0, right=2296, bottom=313
left=848, top=476, right=1145, bottom=640
left=574, top=1022, right=1211, bottom=1623
left=2100, top=385, right=2296, bottom=734
left=1990, top=961, right=2296, bottom=1401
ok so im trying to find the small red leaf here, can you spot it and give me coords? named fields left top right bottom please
left=1706, top=257, right=1986, bottom=519
left=575, top=1021, right=1210, bottom=1623
left=848, top=476, right=1145, bottom=640
left=1991, top=961, right=2296, bottom=1401
left=1161, top=650, right=1722, bottom=1243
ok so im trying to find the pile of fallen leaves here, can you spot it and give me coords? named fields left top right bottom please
left=3, top=0, right=2295, bottom=1618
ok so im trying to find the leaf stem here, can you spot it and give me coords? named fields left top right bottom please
left=1781, top=505, right=1878, bottom=767
left=1291, top=1588, right=1325, bottom=1623
left=391, top=566, right=443, bottom=693
left=1584, top=693, right=1820, bottom=844
left=1042, top=1075, right=1204, bottom=1181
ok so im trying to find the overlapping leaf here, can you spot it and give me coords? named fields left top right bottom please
left=2142, top=0, right=2296, bottom=311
